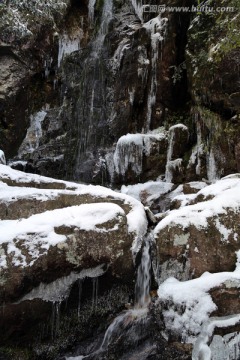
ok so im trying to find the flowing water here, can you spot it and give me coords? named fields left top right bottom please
left=66, top=234, right=153, bottom=359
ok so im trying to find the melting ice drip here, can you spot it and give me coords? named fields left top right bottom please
left=143, top=16, right=168, bottom=131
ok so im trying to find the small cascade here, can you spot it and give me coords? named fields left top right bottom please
left=93, top=236, right=153, bottom=358
left=143, top=16, right=168, bottom=131
left=74, top=0, right=113, bottom=179
left=135, top=239, right=151, bottom=308
left=165, top=128, right=175, bottom=183
left=187, top=113, right=204, bottom=176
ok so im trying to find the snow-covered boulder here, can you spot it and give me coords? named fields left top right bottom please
left=154, top=176, right=240, bottom=283
left=0, top=165, right=148, bottom=304
left=111, top=130, right=168, bottom=184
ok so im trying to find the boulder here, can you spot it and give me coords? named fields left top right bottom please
left=154, top=177, right=240, bottom=282
left=0, top=165, right=148, bottom=346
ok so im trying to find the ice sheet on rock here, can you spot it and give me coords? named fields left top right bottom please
left=0, top=203, right=125, bottom=268
left=121, top=181, right=173, bottom=206
left=113, top=130, right=167, bottom=179
left=19, top=264, right=105, bottom=303
left=17, top=110, right=47, bottom=156
left=158, top=265, right=240, bottom=343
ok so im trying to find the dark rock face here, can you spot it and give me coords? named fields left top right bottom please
left=0, top=0, right=194, bottom=185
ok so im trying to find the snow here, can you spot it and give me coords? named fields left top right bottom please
left=154, top=177, right=240, bottom=234
left=0, top=165, right=148, bottom=256
left=192, top=315, right=240, bottom=359
left=0, top=203, right=124, bottom=268
left=158, top=263, right=240, bottom=343
left=113, top=130, right=167, bottom=179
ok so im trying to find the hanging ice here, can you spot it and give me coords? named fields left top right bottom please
left=58, top=32, right=81, bottom=67
left=113, top=131, right=167, bottom=180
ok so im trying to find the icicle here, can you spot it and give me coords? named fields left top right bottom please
left=92, top=277, right=99, bottom=310
left=58, top=33, right=81, bottom=68
left=88, top=0, right=96, bottom=24
left=77, top=279, right=83, bottom=318
left=51, top=302, right=61, bottom=339
left=130, top=0, right=143, bottom=22
left=165, top=129, right=175, bottom=182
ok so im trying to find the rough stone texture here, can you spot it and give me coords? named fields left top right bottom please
left=185, top=0, right=240, bottom=181
left=0, top=0, right=194, bottom=185
left=0, top=166, right=148, bottom=354
left=156, top=210, right=240, bottom=282
left=210, top=279, right=240, bottom=317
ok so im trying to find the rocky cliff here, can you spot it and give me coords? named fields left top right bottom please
left=0, top=0, right=240, bottom=359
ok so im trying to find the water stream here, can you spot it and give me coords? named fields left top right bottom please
left=66, top=234, right=153, bottom=359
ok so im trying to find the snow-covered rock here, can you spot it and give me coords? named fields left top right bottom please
left=111, top=129, right=168, bottom=184
left=154, top=177, right=240, bottom=282
left=0, top=165, right=148, bottom=305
